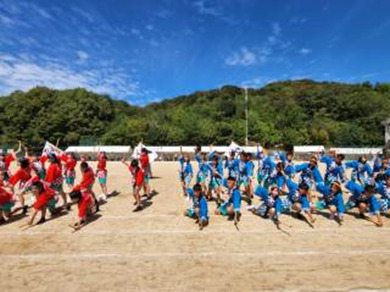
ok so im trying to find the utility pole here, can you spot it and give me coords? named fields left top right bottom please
left=245, top=87, right=249, bottom=146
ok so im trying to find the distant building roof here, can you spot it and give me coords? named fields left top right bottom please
left=329, top=147, right=382, bottom=155
left=65, top=146, right=131, bottom=153
left=294, top=145, right=325, bottom=153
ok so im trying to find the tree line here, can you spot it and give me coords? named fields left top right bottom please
left=0, top=80, right=389, bottom=152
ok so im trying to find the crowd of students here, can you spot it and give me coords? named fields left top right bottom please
left=180, top=145, right=388, bottom=230
left=1, top=140, right=388, bottom=232
left=0, top=142, right=152, bottom=230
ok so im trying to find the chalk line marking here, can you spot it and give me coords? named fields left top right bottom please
left=0, top=227, right=389, bottom=236
left=1, top=249, right=390, bottom=260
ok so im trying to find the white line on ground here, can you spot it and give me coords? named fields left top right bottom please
left=1, top=249, right=390, bottom=260
left=0, top=227, right=389, bottom=236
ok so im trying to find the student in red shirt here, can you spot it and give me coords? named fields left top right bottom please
left=24, top=181, right=57, bottom=226
left=140, top=148, right=151, bottom=198
left=122, top=159, right=145, bottom=211
left=68, top=189, right=96, bottom=230
left=0, top=149, right=18, bottom=181
left=76, top=162, right=99, bottom=212
left=45, top=153, right=68, bottom=210
left=46, top=144, right=77, bottom=190
left=28, top=153, right=47, bottom=180
left=61, top=153, right=77, bottom=189
left=96, top=150, right=109, bottom=201
left=121, top=158, right=136, bottom=201
left=0, top=184, right=15, bottom=222
left=8, top=158, right=32, bottom=214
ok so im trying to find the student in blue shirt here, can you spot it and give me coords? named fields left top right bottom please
left=195, top=153, right=210, bottom=193
left=267, top=162, right=287, bottom=190
left=344, top=156, right=373, bottom=186
left=285, top=177, right=315, bottom=226
left=179, top=154, right=193, bottom=197
left=224, top=151, right=240, bottom=179
left=320, top=154, right=346, bottom=185
left=375, top=175, right=390, bottom=215
left=238, top=152, right=255, bottom=198
left=373, top=158, right=390, bottom=184
left=250, top=185, right=283, bottom=225
left=345, top=181, right=383, bottom=227
left=295, top=156, right=324, bottom=189
left=184, top=184, right=209, bottom=230
left=215, top=176, right=241, bottom=223
left=280, top=151, right=295, bottom=178
left=372, top=153, right=383, bottom=174
left=316, top=181, right=345, bottom=223
left=261, top=155, right=279, bottom=189
left=256, top=148, right=273, bottom=187
left=207, top=156, right=224, bottom=202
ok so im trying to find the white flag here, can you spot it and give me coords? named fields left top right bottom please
left=42, top=141, right=55, bottom=155
left=132, top=142, right=158, bottom=162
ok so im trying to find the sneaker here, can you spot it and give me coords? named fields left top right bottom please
left=99, top=194, right=107, bottom=202
left=37, top=217, right=46, bottom=225
left=22, top=205, right=28, bottom=215
left=133, top=204, right=143, bottom=212
left=246, top=205, right=256, bottom=212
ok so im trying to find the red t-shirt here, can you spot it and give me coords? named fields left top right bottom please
left=0, top=187, right=13, bottom=205
left=80, top=167, right=95, bottom=189
left=9, top=168, right=32, bottom=186
left=140, top=154, right=149, bottom=170
left=40, top=154, right=48, bottom=165
left=45, top=163, right=62, bottom=184
left=4, top=155, right=15, bottom=169
left=97, top=155, right=107, bottom=171
left=78, top=192, right=92, bottom=219
left=135, top=168, right=144, bottom=187
left=61, top=155, right=77, bottom=172
left=34, top=188, right=56, bottom=210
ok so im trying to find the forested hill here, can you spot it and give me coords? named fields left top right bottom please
left=1, top=80, right=390, bottom=151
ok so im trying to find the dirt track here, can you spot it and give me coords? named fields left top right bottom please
left=0, top=161, right=389, bottom=291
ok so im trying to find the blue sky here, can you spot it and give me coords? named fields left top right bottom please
left=0, top=0, right=389, bottom=105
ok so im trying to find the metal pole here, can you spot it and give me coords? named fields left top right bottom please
left=245, top=87, right=249, bottom=146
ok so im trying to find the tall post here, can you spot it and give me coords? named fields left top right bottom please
left=245, top=87, right=249, bottom=146
left=382, top=119, right=390, bottom=148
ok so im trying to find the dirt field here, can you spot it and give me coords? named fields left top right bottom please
left=0, top=161, right=389, bottom=291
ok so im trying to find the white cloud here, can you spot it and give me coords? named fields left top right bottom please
left=193, top=0, right=223, bottom=17
left=291, top=17, right=307, bottom=24
left=225, top=47, right=257, bottom=66
left=72, top=6, right=95, bottom=22
left=241, top=76, right=274, bottom=88
left=272, top=22, right=281, bottom=36
left=299, top=48, right=312, bottom=55
left=0, top=53, right=144, bottom=100
left=225, top=23, right=287, bottom=67
left=77, top=50, right=89, bottom=63
left=32, top=5, right=52, bottom=19
left=0, top=13, right=14, bottom=25
left=154, top=9, right=174, bottom=19
left=146, top=24, right=154, bottom=31
left=130, top=28, right=140, bottom=35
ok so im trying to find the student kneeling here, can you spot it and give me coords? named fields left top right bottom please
left=184, top=183, right=209, bottom=230
left=69, top=188, right=96, bottom=230
left=215, top=176, right=241, bottom=223
left=25, top=181, right=58, bottom=226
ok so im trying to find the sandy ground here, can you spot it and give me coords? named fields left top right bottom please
left=0, top=161, right=390, bottom=292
